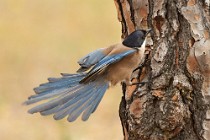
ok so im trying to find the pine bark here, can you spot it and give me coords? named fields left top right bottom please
left=114, top=0, right=210, bottom=139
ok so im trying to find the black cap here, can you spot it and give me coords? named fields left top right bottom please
left=122, top=29, right=151, bottom=48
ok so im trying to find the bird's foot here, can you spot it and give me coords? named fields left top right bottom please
left=133, top=64, right=143, bottom=72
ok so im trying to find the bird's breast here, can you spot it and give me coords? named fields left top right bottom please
left=105, top=51, right=142, bottom=86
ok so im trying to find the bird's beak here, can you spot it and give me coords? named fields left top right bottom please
left=146, top=28, right=152, bottom=35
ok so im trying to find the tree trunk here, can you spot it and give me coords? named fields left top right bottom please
left=114, top=0, right=210, bottom=139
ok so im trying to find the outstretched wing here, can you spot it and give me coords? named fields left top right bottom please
left=77, top=48, right=107, bottom=72
left=79, top=49, right=136, bottom=83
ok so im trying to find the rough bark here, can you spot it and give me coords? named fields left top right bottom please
left=114, top=0, right=210, bottom=139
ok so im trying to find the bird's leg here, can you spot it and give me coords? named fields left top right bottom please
left=125, top=78, right=147, bottom=87
left=133, top=63, right=143, bottom=72
left=133, top=47, right=151, bottom=72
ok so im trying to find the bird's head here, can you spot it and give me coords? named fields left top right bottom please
left=122, top=29, right=152, bottom=48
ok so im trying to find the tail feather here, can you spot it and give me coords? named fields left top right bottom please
left=40, top=106, right=60, bottom=116
left=53, top=84, right=96, bottom=120
left=63, top=87, right=99, bottom=121
left=25, top=73, right=109, bottom=121
left=53, top=83, right=95, bottom=113
left=27, top=85, right=83, bottom=113
left=39, top=93, right=82, bottom=117
left=81, top=84, right=108, bottom=121
left=25, top=85, right=82, bottom=105
left=91, top=84, right=108, bottom=114
left=55, top=95, right=91, bottom=121
left=34, top=73, right=85, bottom=94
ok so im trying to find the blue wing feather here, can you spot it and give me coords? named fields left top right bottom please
left=80, top=49, right=136, bottom=83
left=77, top=48, right=106, bottom=72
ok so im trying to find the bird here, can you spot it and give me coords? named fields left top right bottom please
left=24, top=29, right=151, bottom=122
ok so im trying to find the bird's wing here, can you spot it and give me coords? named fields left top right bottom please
left=77, top=48, right=107, bottom=72
left=79, top=49, right=136, bottom=83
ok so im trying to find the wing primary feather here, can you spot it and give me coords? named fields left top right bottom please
left=80, top=49, right=136, bottom=83
left=82, top=83, right=108, bottom=121
left=53, top=84, right=96, bottom=120
left=27, top=85, right=83, bottom=113
left=66, top=85, right=103, bottom=122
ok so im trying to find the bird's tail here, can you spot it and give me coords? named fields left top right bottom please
left=24, top=73, right=109, bottom=122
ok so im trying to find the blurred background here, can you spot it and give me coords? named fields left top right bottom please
left=0, top=0, right=123, bottom=139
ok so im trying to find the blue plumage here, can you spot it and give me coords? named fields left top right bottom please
left=25, top=49, right=134, bottom=120
left=80, top=49, right=136, bottom=83
left=25, top=29, right=151, bottom=122
left=77, top=48, right=106, bottom=72
left=24, top=72, right=109, bottom=122
left=89, top=49, right=136, bottom=75
left=78, top=48, right=106, bottom=67
left=24, top=50, right=137, bottom=121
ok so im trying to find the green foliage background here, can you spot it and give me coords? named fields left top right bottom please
left=0, top=0, right=123, bottom=139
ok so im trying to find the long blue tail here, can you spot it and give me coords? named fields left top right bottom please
left=24, top=73, right=109, bottom=122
